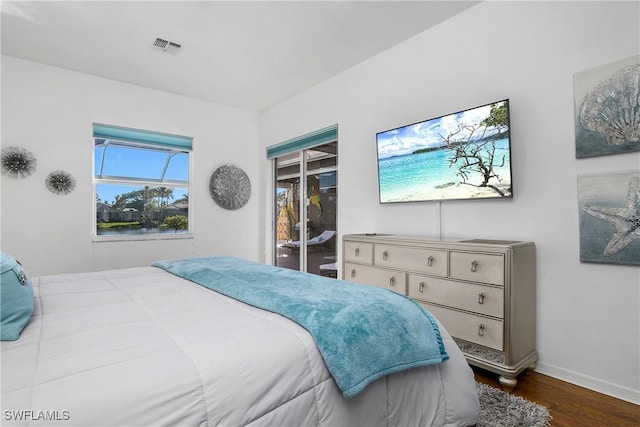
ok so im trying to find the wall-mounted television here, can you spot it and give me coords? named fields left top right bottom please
left=376, top=99, right=513, bottom=204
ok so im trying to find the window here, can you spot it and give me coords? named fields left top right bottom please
left=93, top=123, right=192, bottom=238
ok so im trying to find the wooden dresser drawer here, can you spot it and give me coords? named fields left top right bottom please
left=343, top=262, right=406, bottom=295
left=449, top=251, right=504, bottom=285
left=344, top=242, right=373, bottom=264
left=374, top=245, right=447, bottom=277
left=423, top=303, right=504, bottom=351
left=408, top=275, right=504, bottom=319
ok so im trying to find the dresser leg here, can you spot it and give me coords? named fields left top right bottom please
left=498, top=375, right=517, bottom=392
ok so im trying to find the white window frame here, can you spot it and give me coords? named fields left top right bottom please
left=92, top=126, right=193, bottom=242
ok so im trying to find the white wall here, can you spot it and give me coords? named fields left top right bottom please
left=260, top=2, right=640, bottom=403
left=1, top=56, right=263, bottom=277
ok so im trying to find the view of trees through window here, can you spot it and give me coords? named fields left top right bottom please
left=96, top=185, right=189, bottom=235
left=95, top=138, right=190, bottom=236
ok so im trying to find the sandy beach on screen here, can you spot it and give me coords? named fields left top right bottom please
left=387, top=181, right=512, bottom=203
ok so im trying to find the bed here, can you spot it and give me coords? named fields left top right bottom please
left=1, top=253, right=479, bottom=426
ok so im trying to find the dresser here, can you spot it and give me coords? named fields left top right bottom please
left=342, top=233, right=537, bottom=391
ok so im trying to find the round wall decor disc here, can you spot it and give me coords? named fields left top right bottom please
left=209, top=164, right=251, bottom=210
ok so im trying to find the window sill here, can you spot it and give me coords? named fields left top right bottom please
left=93, top=233, right=193, bottom=243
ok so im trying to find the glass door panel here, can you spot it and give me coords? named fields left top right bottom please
left=274, top=141, right=337, bottom=276
left=275, top=152, right=301, bottom=271
left=305, top=169, right=337, bottom=277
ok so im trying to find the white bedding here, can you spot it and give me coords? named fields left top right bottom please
left=1, top=266, right=479, bottom=426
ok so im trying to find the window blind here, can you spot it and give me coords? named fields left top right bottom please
left=93, top=123, right=193, bottom=151
left=266, top=124, right=337, bottom=159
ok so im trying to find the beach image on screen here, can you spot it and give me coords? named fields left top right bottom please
left=376, top=100, right=512, bottom=203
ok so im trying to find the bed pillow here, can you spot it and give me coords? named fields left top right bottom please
left=1, top=252, right=34, bottom=341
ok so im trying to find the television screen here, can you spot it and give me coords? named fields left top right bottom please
left=376, top=99, right=513, bottom=203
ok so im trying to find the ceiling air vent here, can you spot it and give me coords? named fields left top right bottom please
left=152, top=37, right=182, bottom=54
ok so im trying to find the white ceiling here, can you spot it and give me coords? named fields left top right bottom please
left=1, top=1, right=478, bottom=112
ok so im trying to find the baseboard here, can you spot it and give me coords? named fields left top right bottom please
left=535, top=362, right=640, bottom=405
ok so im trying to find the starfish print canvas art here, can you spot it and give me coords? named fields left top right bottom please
left=579, top=171, right=640, bottom=266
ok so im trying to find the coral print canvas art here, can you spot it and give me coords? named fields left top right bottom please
left=578, top=170, right=640, bottom=266
left=574, top=55, right=639, bottom=158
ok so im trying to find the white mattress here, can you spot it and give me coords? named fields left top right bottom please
left=1, top=266, right=479, bottom=426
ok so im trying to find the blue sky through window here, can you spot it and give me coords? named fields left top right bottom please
left=95, top=143, right=189, bottom=205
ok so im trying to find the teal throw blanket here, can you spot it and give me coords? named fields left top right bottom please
left=152, top=256, right=448, bottom=398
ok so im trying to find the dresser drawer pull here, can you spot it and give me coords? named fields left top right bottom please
left=382, top=250, right=389, bottom=261
left=354, top=248, right=360, bottom=257
left=471, top=260, right=478, bottom=272
left=389, top=276, right=395, bottom=287
left=478, top=324, right=485, bottom=337
left=419, top=281, right=426, bottom=292
left=427, top=255, right=434, bottom=267
left=350, top=269, right=356, bottom=278
left=478, top=292, right=485, bottom=304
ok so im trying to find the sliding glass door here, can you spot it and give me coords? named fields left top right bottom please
left=274, top=140, right=337, bottom=276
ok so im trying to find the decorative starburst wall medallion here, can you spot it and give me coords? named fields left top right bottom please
left=45, top=170, right=76, bottom=195
left=1, top=146, right=37, bottom=178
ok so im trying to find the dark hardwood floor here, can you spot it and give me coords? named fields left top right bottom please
left=473, top=367, right=639, bottom=427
